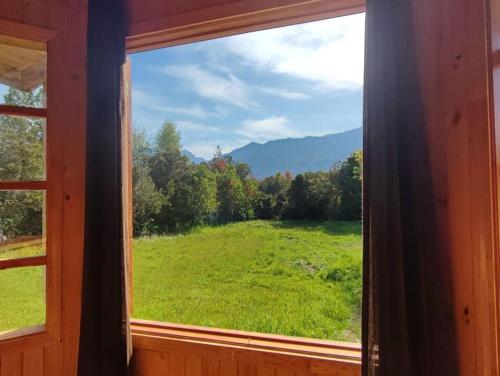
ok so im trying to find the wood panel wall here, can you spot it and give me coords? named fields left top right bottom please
left=132, top=347, right=359, bottom=376
left=0, top=344, right=60, bottom=376
left=0, top=0, right=499, bottom=375
left=412, top=0, right=498, bottom=374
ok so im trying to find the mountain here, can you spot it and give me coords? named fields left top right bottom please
left=228, top=127, right=362, bottom=178
left=182, top=149, right=206, bottom=164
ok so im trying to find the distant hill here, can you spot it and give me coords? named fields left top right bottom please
left=182, top=149, right=206, bottom=164
left=228, top=127, right=362, bottom=178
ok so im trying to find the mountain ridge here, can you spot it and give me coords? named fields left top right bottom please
left=184, top=127, right=362, bottom=178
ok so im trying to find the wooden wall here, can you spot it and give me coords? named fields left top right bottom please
left=0, top=344, right=60, bottom=376
left=0, top=1, right=88, bottom=376
left=130, top=321, right=361, bottom=376
left=132, top=348, right=359, bottom=376
left=412, top=0, right=499, bottom=374
left=0, top=0, right=499, bottom=375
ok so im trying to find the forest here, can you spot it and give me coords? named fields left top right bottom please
left=133, top=121, right=362, bottom=236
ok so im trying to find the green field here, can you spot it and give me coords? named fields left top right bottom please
left=133, top=220, right=362, bottom=341
left=0, top=242, right=46, bottom=333
left=0, top=220, right=362, bottom=342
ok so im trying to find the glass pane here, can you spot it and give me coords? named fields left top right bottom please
left=0, top=191, right=45, bottom=260
left=0, top=266, right=46, bottom=334
left=0, top=115, right=45, bottom=181
left=0, top=35, right=46, bottom=108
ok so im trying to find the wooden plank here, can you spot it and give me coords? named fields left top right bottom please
left=275, top=369, right=294, bottom=376
left=0, top=352, right=23, bottom=376
left=131, top=320, right=361, bottom=355
left=43, top=344, right=62, bottom=376
left=310, top=359, right=360, bottom=376
left=0, top=19, right=57, bottom=43
left=185, top=356, right=202, bottom=376
left=22, top=348, right=43, bottom=376
left=0, top=181, right=47, bottom=191
left=132, top=349, right=167, bottom=376
left=0, top=256, right=46, bottom=271
left=122, top=58, right=133, bottom=315
left=0, top=329, right=49, bottom=352
left=0, top=105, right=46, bottom=119
left=168, top=353, right=185, bottom=375
left=256, top=363, right=275, bottom=376
left=203, top=358, right=219, bottom=376
left=220, top=360, right=238, bottom=376
left=238, top=363, right=257, bottom=376
left=127, top=0, right=365, bottom=53
left=0, top=36, right=46, bottom=52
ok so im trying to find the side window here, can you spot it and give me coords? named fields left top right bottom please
left=0, top=35, right=49, bottom=339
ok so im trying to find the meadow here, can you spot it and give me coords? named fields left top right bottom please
left=0, top=220, right=362, bottom=342
left=133, top=220, right=362, bottom=341
left=0, top=241, right=45, bottom=333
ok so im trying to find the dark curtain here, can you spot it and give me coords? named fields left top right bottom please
left=78, top=0, right=131, bottom=375
left=362, top=1, right=459, bottom=375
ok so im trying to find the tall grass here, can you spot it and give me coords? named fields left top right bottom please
left=133, top=220, right=362, bottom=341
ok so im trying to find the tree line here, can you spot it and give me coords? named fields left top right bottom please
left=0, top=87, right=362, bottom=239
left=133, top=121, right=362, bottom=236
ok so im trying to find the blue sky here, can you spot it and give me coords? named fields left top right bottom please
left=131, top=13, right=365, bottom=160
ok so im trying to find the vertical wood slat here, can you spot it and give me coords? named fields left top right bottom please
left=238, top=363, right=257, bottom=376
left=168, top=353, right=185, bottom=375
left=186, top=356, right=202, bottom=376
left=257, top=364, right=275, bottom=376
left=43, top=344, right=62, bottom=376
left=22, top=349, right=43, bottom=376
left=131, top=344, right=361, bottom=376
left=220, top=360, right=238, bottom=376
left=204, top=358, right=220, bottom=376
left=132, top=349, right=168, bottom=376
left=1, top=352, right=23, bottom=376
left=275, top=369, right=295, bottom=376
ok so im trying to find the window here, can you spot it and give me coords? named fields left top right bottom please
left=0, top=35, right=52, bottom=340
left=129, top=14, right=364, bottom=343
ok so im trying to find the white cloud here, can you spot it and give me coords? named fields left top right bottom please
left=159, top=65, right=256, bottom=108
left=176, top=120, right=221, bottom=133
left=223, top=14, right=365, bottom=90
left=258, top=86, right=310, bottom=100
left=236, top=116, right=300, bottom=142
left=132, top=88, right=226, bottom=119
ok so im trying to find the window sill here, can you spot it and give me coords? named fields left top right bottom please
left=0, top=325, right=57, bottom=352
left=131, top=319, right=361, bottom=373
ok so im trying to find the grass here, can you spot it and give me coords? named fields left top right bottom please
left=0, top=241, right=45, bottom=333
left=0, top=220, right=362, bottom=341
left=133, top=220, right=362, bottom=342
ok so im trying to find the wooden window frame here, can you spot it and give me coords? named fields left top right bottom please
left=125, top=0, right=365, bottom=373
left=0, top=20, right=61, bottom=351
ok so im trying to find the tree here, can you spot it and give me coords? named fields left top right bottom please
left=150, top=122, right=189, bottom=188
left=0, top=88, right=44, bottom=238
left=258, top=172, right=292, bottom=218
left=166, top=164, right=217, bottom=232
left=335, top=150, right=362, bottom=220
left=148, top=122, right=191, bottom=232
left=132, top=130, right=165, bottom=235
left=215, top=165, right=246, bottom=223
